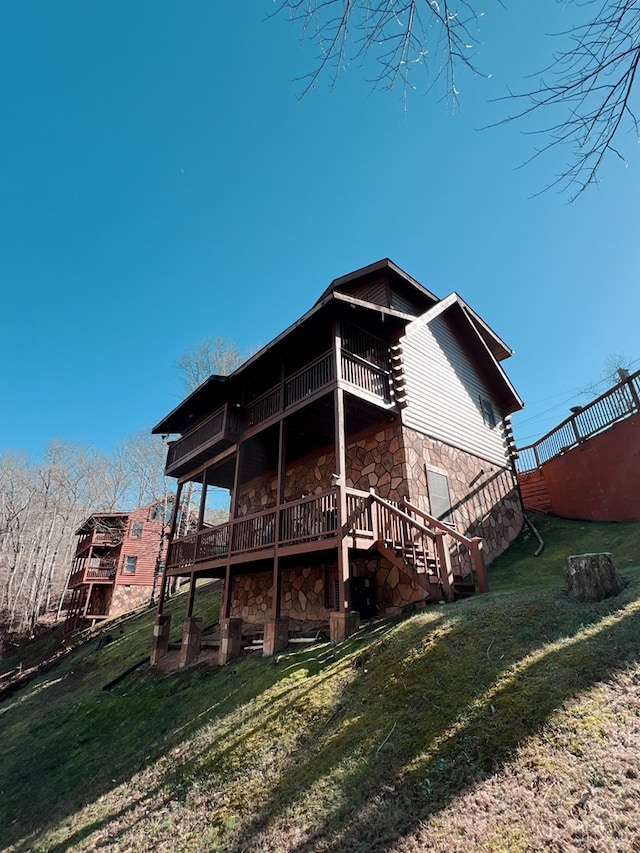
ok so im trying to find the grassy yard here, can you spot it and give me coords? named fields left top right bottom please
left=1, top=517, right=639, bottom=852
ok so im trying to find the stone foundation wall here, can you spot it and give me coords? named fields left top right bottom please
left=352, top=556, right=429, bottom=614
left=230, top=565, right=333, bottom=622
left=403, top=428, right=523, bottom=564
left=236, top=451, right=336, bottom=517
left=345, top=422, right=408, bottom=501
left=109, top=583, right=153, bottom=618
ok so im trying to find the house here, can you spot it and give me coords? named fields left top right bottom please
left=151, top=259, right=524, bottom=665
left=65, top=498, right=171, bottom=631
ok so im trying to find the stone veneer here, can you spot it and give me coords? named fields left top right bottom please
left=345, top=422, right=408, bottom=501
left=230, top=564, right=332, bottom=622
left=403, top=427, right=523, bottom=563
left=352, top=556, right=434, bottom=613
left=236, top=422, right=407, bottom=517
left=109, top=583, right=153, bottom=618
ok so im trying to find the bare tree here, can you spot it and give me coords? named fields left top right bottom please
left=500, top=0, right=640, bottom=199
left=274, top=0, right=640, bottom=196
left=175, top=337, right=249, bottom=393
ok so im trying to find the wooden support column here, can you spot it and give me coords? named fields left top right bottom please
left=434, top=532, right=455, bottom=602
left=186, top=572, right=197, bottom=617
left=333, top=320, right=350, bottom=613
left=470, top=537, right=488, bottom=593
left=158, top=482, right=183, bottom=616
left=221, top=563, right=233, bottom=620
left=271, top=418, right=287, bottom=620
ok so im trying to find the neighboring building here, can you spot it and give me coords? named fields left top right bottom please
left=65, top=498, right=171, bottom=631
left=516, top=367, right=640, bottom=521
left=151, top=259, right=524, bottom=665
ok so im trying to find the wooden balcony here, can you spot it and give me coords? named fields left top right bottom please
left=68, top=559, right=118, bottom=589
left=165, top=403, right=243, bottom=478
left=165, top=488, right=488, bottom=598
left=164, top=347, right=394, bottom=480
left=167, top=490, right=341, bottom=572
left=75, top=531, right=123, bottom=558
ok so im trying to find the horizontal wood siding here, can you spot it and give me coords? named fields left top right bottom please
left=114, top=505, right=166, bottom=587
left=400, top=314, right=511, bottom=465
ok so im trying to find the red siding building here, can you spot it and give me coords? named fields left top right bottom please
left=65, top=498, right=171, bottom=631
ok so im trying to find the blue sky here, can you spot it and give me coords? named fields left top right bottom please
left=0, top=1, right=638, bottom=459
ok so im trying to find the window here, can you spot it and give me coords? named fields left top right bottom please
left=131, top=521, right=143, bottom=538
left=427, top=469, right=453, bottom=524
left=149, top=504, right=162, bottom=521
left=480, top=397, right=497, bottom=428
left=124, top=556, right=137, bottom=574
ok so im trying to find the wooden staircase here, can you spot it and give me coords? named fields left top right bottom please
left=351, top=491, right=488, bottom=602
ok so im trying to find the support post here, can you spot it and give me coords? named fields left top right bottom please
left=470, top=537, right=488, bottom=593
left=434, top=532, right=455, bottom=602
left=151, top=613, right=172, bottom=665
left=219, top=616, right=243, bottom=664
left=263, top=616, right=290, bottom=656
left=332, top=319, right=350, bottom=613
left=186, top=572, right=197, bottom=618
left=179, top=617, right=202, bottom=668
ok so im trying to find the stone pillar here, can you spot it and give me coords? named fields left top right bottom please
left=179, top=617, right=202, bottom=668
left=219, top=617, right=243, bottom=665
left=329, top=610, right=360, bottom=644
left=263, top=616, right=290, bottom=656
left=150, top=613, right=172, bottom=666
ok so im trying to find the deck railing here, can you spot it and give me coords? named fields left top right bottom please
left=166, top=404, right=242, bottom=472
left=166, top=487, right=486, bottom=596
left=516, top=369, right=640, bottom=473
left=244, top=345, right=392, bottom=431
left=167, top=490, right=338, bottom=569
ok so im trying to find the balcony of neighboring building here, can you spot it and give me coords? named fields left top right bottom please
left=74, top=523, right=126, bottom=558
left=68, top=557, right=119, bottom=589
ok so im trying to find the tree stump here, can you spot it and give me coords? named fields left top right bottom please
left=563, top=553, right=623, bottom=601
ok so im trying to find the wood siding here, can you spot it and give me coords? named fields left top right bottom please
left=400, top=314, right=511, bottom=466
left=115, top=505, right=166, bottom=587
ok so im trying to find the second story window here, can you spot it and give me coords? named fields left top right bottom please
left=480, top=397, right=497, bottom=428
left=124, top=556, right=137, bottom=574
left=131, top=521, right=143, bottom=538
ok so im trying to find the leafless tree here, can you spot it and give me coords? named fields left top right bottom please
left=500, top=0, right=640, bottom=198
left=274, top=0, right=640, bottom=196
left=175, top=336, right=249, bottom=393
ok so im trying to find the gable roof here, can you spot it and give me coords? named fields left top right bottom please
left=404, top=292, right=523, bottom=415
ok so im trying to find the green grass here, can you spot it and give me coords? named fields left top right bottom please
left=1, top=519, right=640, bottom=852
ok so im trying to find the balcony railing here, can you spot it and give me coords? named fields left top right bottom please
left=165, top=403, right=243, bottom=475
left=516, top=368, right=640, bottom=472
left=245, top=347, right=392, bottom=431
left=167, top=490, right=339, bottom=570
left=165, top=487, right=487, bottom=596
left=75, top=530, right=123, bottom=557
left=165, top=337, right=394, bottom=477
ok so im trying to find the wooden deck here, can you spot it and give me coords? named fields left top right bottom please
left=165, top=341, right=394, bottom=479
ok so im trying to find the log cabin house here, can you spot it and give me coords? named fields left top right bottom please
left=151, top=259, right=524, bottom=665
left=65, top=499, right=170, bottom=631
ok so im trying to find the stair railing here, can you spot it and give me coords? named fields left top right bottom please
left=366, top=491, right=455, bottom=601
left=401, top=499, right=488, bottom=593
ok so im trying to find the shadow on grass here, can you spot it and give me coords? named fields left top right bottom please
left=3, top=577, right=640, bottom=853
left=222, top=583, right=640, bottom=852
